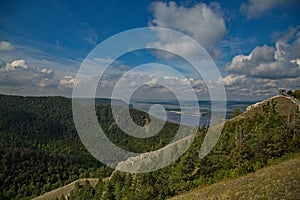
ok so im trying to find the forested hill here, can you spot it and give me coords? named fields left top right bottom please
left=64, top=95, right=300, bottom=200
left=230, top=95, right=299, bottom=123
left=0, top=94, right=178, bottom=199
left=0, top=94, right=101, bottom=199
left=1, top=94, right=300, bottom=199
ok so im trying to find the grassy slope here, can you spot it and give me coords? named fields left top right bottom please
left=32, top=178, right=99, bottom=200
left=230, top=95, right=299, bottom=123
left=170, top=155, right=300, bottom=200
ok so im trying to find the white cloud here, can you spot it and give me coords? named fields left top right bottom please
left=59, top=75, right=79, bottom=88
left=0, top=59, right=55, bottom=90
left=149, top=1, right=226, bottom=47
left=0, top=41, right=15, bottom=51
left=240, top=0, right=295, bottom=19
left=96, top=70, right=208, bottom=100
left=225, top=41, right=300, bottom=79
left=147, top=1, right=226, bottom=60
left=222, top=27, right=300, bottom=99
left=291, top=59, right=300, bottom=66
left=11, top=60, right=28, bottom=69
left=220, top=74, right=300, bottom=98
left=40, top=68, right=53, bottom=74
left=221, top=74, right=246, bottom=86
left=147, top=33, right=200, bottom=59
left=0, top=59, right=28, bottom=71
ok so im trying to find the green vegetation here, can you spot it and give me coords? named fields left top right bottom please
left=32, top=178, right=99, bottom=200
left=66, top=97, right=300, bottom=200
left=232, top=108, right=242, bottom=117
left=170, top=154, right=300, bottom=200
left=1, top=94, right=299, bottom=200
left=287, top=89, right=300, bottom=100
left=0, top=95, right=104, bottom=199
left=0, top=94, right=177, bottom=199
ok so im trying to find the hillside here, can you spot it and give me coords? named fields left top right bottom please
left=113, top=95, right=300, bottom=173
left=0, top=95, right=102, bottom=199
left=230, top=95, right=299, bottom=122
left=1, top=94, right=299, bottom=199
left=32, top=178, right=99, bottom=200
left=0, top=94, right=178, bottom=199
left=171, top=155, right=300, bottom=200
left=33, top=155, right=300, bottom=200
left=65, top=94, right=300, bottom=199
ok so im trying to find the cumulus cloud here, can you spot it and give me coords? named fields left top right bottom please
left=95, top=69, right=208, bottom=100
left=240, top=0, right=295, bottom=19
left=0, top=59, right=55, bottom=91
left=147, top=1, right=226, bottom=59
left=40, top=68, right=53, bottom=74
left=221, top=74, right=246, bottom=86
left=0, top=59, right=28, bottom=71
left=0, top=41, right=15, bottom=51
left=222, top=27, right=300, bottom=98
left=147, top=33, right=201, bottom=59
left=59, top=75, right=79, bottom=88
left=220, top=74, right=300, bottom=98
left=225, top=35, right=300, bottom=79
left=149, top=1, right=226, bottom=47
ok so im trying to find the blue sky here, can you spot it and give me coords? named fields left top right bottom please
left=0, top=0, right=300, bottom=100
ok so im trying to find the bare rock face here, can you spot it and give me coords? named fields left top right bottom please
left=246, top=102, right=260, bottom=111
left=115, top=133, right=195, bottom=173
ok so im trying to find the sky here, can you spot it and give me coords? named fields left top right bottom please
left=0, top=0, right=300, bottom=100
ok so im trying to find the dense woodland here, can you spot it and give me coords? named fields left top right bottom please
left=0, top=94, right=299, bottom=199
left=0, top=94, right=177, bottom=199
left=68, top=98, right=300, bottom=200
left=0, top=95, right=100, bottom=199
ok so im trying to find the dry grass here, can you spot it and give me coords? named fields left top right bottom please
left=32, top=178, right=98, bottom=200
left=230, top=95, right=299, bottom=123
left=170, top=156, right=300, bottom=200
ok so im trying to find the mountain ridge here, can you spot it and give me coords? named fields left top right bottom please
left=229, top=94, right=299, bottom=123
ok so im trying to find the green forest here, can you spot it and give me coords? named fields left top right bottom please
left=0, top=94, right=178, bottom=199
left=0, top=94, right=299, bottom=199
